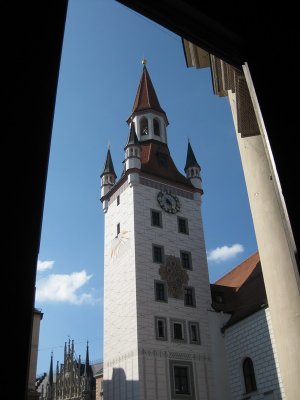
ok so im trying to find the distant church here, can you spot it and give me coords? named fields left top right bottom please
left=99, top=62, right=285, bottom=400
left=37, top=340, right=103, bottom=400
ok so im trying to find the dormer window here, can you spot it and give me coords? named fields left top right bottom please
left=141, top=117, right=148, bottom=135
left=153, top=118, right=160, bottom=136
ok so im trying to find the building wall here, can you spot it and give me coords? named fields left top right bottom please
left=227, top=85, right=300, bottom=400
left=208, top=311, right=231, bottom=400
left=103, top=182, right=140, bottom=399
left=28, top=310, right=43, bottom=392
left=133, top=178, right=214, bottom=399
left=103, top=174, right=215, bottom=399
left=225, top=308, right=284, bottom=400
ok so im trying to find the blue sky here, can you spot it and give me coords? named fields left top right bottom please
left=35, top=0, right=257, bottom=375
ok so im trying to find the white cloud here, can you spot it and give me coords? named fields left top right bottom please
left=35, top=270, right=97, bottom=305
left=37, top=260, right=54, bottom=271
left=207, top=244, right=244, bottom=263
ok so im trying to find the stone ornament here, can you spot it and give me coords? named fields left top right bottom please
left=159, top=255, right=189, bottom=298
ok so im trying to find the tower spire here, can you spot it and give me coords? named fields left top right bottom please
left=184, top=140, right=203, bottom=193
left=101, top=147, right=116, bottom=179
left=49, top=351, right=53, bottom=386
left=84, top=341, right=90, bottom=377
left=131, top=63, right=166, bottom=116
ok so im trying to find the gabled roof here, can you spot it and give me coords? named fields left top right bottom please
left=211, top=251, right=267, bottom=329
left=215, top=251, right=260, bottom=288
left=131, top=66, right=167, bottom=117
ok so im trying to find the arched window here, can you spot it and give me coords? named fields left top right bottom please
left=140, top=117, right=148, bottom=135
left=243, top=357, right=257, bottom=393
left=153, top=118, right=160, bottom=136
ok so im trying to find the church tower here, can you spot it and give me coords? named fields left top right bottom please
left=101, top=62, right=214, bottom=400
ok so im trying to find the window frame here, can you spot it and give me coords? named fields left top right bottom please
left=152, top=244, right=164, bottom=263
left=153, top=118, right=160, bottom=136
left=151, top=209, right=162, bottom=228
left=178, top=217, right=189, bottom=234
left=243, top=357, right=257, bottom=393
left=170, top=319, right=187, bottom=343
left=180, top=250, right=192, bottom=270
left=184, top=286, right=196, bottom=307
left=188, top=321, right=201, bottom=345
left=169, top=360, right=195, bottom=399
left=140, top=117, right=149, bottom=135
left=154, top=280, right=167, bottom=302
left=155, top=316, right=168, bottom=341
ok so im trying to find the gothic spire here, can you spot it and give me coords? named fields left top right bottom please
left=184, top=140, right=201, bottom=172
left=132, top=64, right=166, bottom=116
left=84, top=341, right=90, bottom=377
left=125, top=123, right=139, bottom=148
left=49, top=352, right=53, bottom=386
left=101, top=147, right=117, bottom=179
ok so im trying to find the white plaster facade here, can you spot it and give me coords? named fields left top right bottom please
left=224, top=308, right=285, bottom=400
left=103, top=175, right=215, bottom=399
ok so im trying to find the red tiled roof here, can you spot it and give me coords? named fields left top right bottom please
left=215, top=251, right=260, bottom=288
left=211, top=251, right=267, bottom=329
left=140, top=141, right=193, bottom=188
left=132, top=66, right=166, bottom=116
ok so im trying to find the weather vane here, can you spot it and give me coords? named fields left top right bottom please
left=142, top=58, right=147, bottom=66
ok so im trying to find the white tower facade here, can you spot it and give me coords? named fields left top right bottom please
left=101, top=65, right=214, bottom=400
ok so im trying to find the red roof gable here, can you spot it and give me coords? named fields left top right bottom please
left=140, top=141, right=193, bottom=188
left=211, top=251, right=267, bottom=329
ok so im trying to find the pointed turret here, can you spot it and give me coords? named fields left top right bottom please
left=125, top=122, right=139, bottom=147
left=84, top=341, right=90, bottom=377
left=49, top=352, right=54, bottom=386
left=127, top=60, right=168, bottom=144
left=101, top=147, right=117, bottom=179
left=100, top=146, right=117, bottom=211
left=124, top=123, right=141, bottom=186
left=184, top=140, right=203, bottom=193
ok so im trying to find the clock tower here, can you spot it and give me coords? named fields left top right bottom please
left=100, top=63, right=214, bottom=400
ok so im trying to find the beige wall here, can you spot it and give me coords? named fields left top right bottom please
left=228, top=75, right=300, bottom=400
left=28, top=309, right=43, bottom=392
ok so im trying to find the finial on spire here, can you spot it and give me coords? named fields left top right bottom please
left=142, top=58, right=147, bottom=66
left=107, top=141, right=110, bottom=150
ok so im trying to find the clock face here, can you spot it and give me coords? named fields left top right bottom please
left=157, top=191, right=180, bottom=214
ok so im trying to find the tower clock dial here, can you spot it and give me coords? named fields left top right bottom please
left=157, top=190, right=180, bottom=213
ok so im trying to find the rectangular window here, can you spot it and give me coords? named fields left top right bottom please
left=151, top=209, right=162, bottom=227
left=180, top=251, right=192, bottom=269
left=188, top=321, right=201, bottom=344
left=117, top=223, right=120, bottom=236
left=169, top=360, right=194, bottom=399
left=174, top=366, right=190, bottom=394
left=170, top=319, right=186, bottom=343
left=155, top=280, right=167, bottom=302
left=152, top=244, right=164, bottom=263
left=155, top=316, right=167, bottom=340
left=184, top=287, right=196, bottom=307
left=178, top=217, right=188, bottom=234
left=117, top=195, right=120, bottom=205
left=174, top=323, right=183, bottom=340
